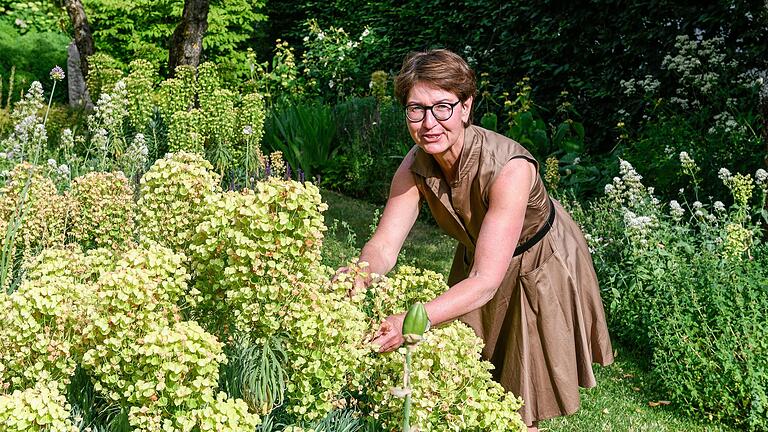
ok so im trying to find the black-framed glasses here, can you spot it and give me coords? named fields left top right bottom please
left=405, top=100, right=461, bottom=122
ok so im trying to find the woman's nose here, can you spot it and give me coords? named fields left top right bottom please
left=421, top=109, right=438, bottom=127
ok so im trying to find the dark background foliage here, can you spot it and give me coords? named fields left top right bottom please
left=264, top=0, right=768, bottom=152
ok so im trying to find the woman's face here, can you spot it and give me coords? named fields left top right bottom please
left=405, top=82, right=472, bottom=158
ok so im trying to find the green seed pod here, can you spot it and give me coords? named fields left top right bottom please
left=402, top=302, right=429, bottom=336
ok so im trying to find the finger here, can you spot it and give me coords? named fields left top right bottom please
left=372, top=325, right=389, bottom=340
left=371, top=336, right=387, bottom=351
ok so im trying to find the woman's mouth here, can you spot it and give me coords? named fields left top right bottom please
left=422, top=133, right=442, bottom=142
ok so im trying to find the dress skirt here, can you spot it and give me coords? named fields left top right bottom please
left=454, top=200, right=614, bottom=425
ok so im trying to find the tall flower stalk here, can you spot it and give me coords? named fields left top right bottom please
left=43, top=66, right=65, bottom=127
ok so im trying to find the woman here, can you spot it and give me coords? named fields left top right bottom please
left=353, top=49, right=613, bottom=430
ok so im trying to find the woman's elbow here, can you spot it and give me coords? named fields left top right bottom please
left=474, top=277, right=502, bottom=308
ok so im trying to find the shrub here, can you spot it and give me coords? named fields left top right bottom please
left=66, top=171, right=135, bottom=250
left=365, top=323, right=525, bottom=431
left=335, top=265, right=527, bottom=431
left=22, top=244, right=96, bottom=282
left=0, top=276, right=89, bottom=391
left=84, top=319, right=226, bottom=409
left=0, top=381, right=77, bottom=432
left=575, top=156, right=768, bottom=430
left=128, top=391, right=260, bottom=432
left=189, top=177, right=327, bottom=333
left=650, top=249, right=768, bottom=430
left=137, top=152, right=222, bottom=255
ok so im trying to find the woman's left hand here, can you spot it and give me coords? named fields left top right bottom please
left=371, top=313, right=405, bottom=353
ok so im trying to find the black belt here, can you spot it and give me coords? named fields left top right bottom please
left=513, top=198, right=556, bottom=257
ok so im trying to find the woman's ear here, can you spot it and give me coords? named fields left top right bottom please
left=462, top=96, right=474, bottom=127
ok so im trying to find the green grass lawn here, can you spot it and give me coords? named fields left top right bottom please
left=321, top=188, right=736, bottom=432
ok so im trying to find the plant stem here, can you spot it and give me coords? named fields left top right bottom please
left=403, top=345, right=413, bottom=432
left=43, top=81, right=57, bottom=127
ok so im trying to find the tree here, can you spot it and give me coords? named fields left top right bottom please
left=168, top=0, right=210, bottom=76
left=64, top=0, right=95, bottom=81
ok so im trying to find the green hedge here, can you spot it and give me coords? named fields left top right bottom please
left=265, top=0, right=767, bottom=153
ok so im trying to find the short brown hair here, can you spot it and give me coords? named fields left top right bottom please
left=394, top=49, right=477, bottom=124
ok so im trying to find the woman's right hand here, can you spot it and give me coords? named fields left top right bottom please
left=331, top=265, right=371, bottom=298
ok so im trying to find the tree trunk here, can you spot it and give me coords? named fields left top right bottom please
left=64, top=0, right=95, bottom=82
left=168, top=0, right=210, bottom=76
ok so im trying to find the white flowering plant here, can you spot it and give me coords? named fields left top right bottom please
left=571, top=156, right=768, bottom=430
left=618, top=34, right=765, bottom=200
left=301, top=19, right=377, bottom=101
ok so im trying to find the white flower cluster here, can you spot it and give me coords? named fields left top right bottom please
left=620, top=75, right=661, bottom=96
left=691, top=200, right=706, bottom=217
left=11, top=115, right=38, bottom=147
left=708, top=112, right=747, bottom=136
left=662, top=35, right=735, bottom=97
left=125, top=133, right=149, bottom=168
left=0, top=82, right=50, bottom=162
left=679, top=151, right=697, bottom=171
left=583, top=232, right=605, bottom=254
left=669, top=96, right=690, bottom=109
left=92, top=128, right=109, bottom=153
left=46, top=158, right=71, bottom=179
left=11, top=81, right=44, bottom=124
left=60, top=128, right=74, bottom=154
left=604, top=160, right=654, bottom=209
left=623, top=210, right=655, bottom=232
left=755, top=168, right=767, bottom=185
left=669, top=200, right=685, bottom=220
left=93, top=80, right=129, bottom=132
left=718, top=167, right=732, bottom=182
left=739, top=68, right=767, bottom=102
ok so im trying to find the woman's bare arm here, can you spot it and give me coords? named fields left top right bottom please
left=357, top=151, right=421, bottom=275
left=373, top=157, right=535, bottom=352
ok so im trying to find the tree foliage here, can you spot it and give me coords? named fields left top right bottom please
left=83, top=0, right=267, bottom=78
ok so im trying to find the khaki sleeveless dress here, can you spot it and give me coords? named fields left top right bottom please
left=408, top=125, right=614, bottom=425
